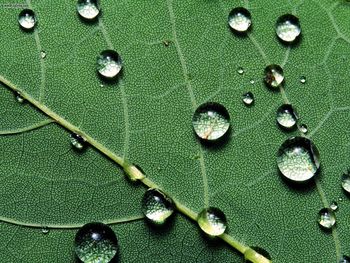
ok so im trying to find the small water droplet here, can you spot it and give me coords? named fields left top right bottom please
left=75, top=222, right=118, bottom=263
left=142, top=188, right=174, bottom=224
left=249, top=79, right=255, bottom=84
left=18, top=9, right=36, bottom=30
left=276, top=14, right=301, bottom=43
left=276, top=104, right=298, bottom=130
left=77, top=0, right=100, bottom=20
left=340, top=255, right=350, bottom=263
left=100, top=84, right=104, bottom=88
left=300, top=76, right=306, bottom=84
left=339, top=197, right=343, bottom=202
left=192, top=102, right=230, bottom=141
left=197, top=207, right=227, bottom=236
left=97, top=50, right=123, bottom=79
left=237, top=67, right=244, bottom=75
left=299, top=124, right=308, bottom=134
left=264, top=64, right=284, bottom=88
left=318, top=208, right=336, bottom=229
left=341, top=172, right=350, bottom=193
left=330, top=201, right=338, bottom=211
left=242, top=92, right=254, bottom=106
left=70, top=133, right=87, bottom=150
left=277, top=137, right=320, bottom=182
left=228, top=7, right=252, bottom=33
left=41, top=227, right=49, bottom=234
left=40, top=50, right=46, bottom=59
left=15, top=92, right=25, bottom=103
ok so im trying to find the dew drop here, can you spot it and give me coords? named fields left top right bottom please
left=300, top=76, right=306, bottom=84
left=299, top=124, right=308, bottom=134
left=330, top=201, right=338, bottom=211
left=97, top=50, right=123, bottom=79
left=228, top=7, right=252, bottom=33
left=242, top=92, right=254, bottom=106
left=192, top=102, right=230, bottom=141
left=318, top=208, right=336, bottom=229
left=249, top=79, right=255, bottom=85
left=41, top=227, right=49, bottom=234
left=40, top=50, right=46, bottom=59
left=70, top=133, right=87, bottom=150
left=15, top=92, right=25, bottom=103
left=77, top=0, right=100, bottom=20
left=237, top=67, right=244, bottom=75
left=341, top=172, right=350, bottom=193
left=75, top=222, right=118, bottom=263
left=340, top=255, right=350, bottom=263
left=276, top=14, right=301, bottom=43
left=277, top=137, right=320, bottom=182
left=198, top=207, right=227, bottom=236
left=142, top=188, right=174, bottom=225
left=276, top=104, right=298, bottom=130
left=18, top=9, right=36, bottom=30
left=264, top=64, right=284, bottom=88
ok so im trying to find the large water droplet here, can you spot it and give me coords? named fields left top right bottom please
left=18, top=9, right=36, bottom=30
left=276, top=14, right=301, bottom=43
left=276, top=104, right=298, bottom=130
left=242, top=92, right=254, bottom=106
left=197, top=207, right=227, bottom=236
left=142, top=188, right=174, bottom=225
left=192, top=102, right=230, bottom=141
left=77, top=0, right=100, bottom=20
left=264, top=65, right=284, bottom=88
left=228, top=7, right=252, bottom=33
left=97, top=50, right=123, bottom=79
left=341, top=172, right=350, bottom=193
left=330, top=201, right=338, bottom=211
left=75, top=222, right=118, bottom=263
left=318, top=208, right=336, bottom=229
left=340, top=256, right=350, bottom=263
left=70, top=133, right=87, bottom=150
left=277, top=137, right=320, bottom=182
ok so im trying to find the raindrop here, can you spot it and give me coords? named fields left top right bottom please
left=77, top=0, right=100, bottom=20
left=192, top=102, right=230, bottom=141
left=318, top=208, right=336, bottom=229
left=340, top=255, right=350, bottom=263
left=276, top=104, right=298, bottom=130
left=142, top=188, right=175, bottom=225
left=15, top=92, right=24, bottom=103
left=228, top=7, right=252, bottom=33
left=197, top=207, right=227, bottom=236
left=264, top=65, right=284, bottom=88
left=242, top=92, right=254, bottom=106
left=75, top=222, right=118, bottom=263
left=70, top=133, right=87, bottom=150
left=341, top=172, right=350, bottom=193
left=97, top=50, right=123, bottom=79
left=237, top=67, right=244, bottom=75
left=276, top=14, right=301, bottom=43
left=40, top=50, right=46, bottom=59
left=300, top=76, right=306, bottom=84
left=330, top=201, right=338, bottom=211
left=41, top=227, right=49, bottom=234
left=249, top=79, right=255, bottom=84
left=277, top=137, right=320, bottom=182
left=299, top=124, right=308, bottom=134
left=18, top=9, right=36, bottom=30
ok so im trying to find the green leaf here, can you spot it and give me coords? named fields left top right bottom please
left=0, top=0, right=349, bottom=262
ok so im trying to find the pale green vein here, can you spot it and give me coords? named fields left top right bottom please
left=0, top=119, right=54, bottom=135
left=248, top=35, right=269, bottom=64
left=167, top=0, right=210, bottom=208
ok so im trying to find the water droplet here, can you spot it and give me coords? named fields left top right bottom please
left=228, top=7, right=252, bottom=33
left=264, top=65, right=284, bottom=88
left=15, top=92, right=24, bottom=103
left=198, top=207, right=227, bottom=236
left=249, top=79, right=255, bottom=84
left=340, top=255, right=350, bottom=263
left=40, top=50, right=46, bottom=59
left=18, top=9, right=36, bottom=30
left=276, top=104, right=298, bottom=130
left=70, top=133, right=87, bottom=150
left=339, top=197, right=343, bottom=202
left=318, top=208, right=336, bottom=229
left=277, top=137, right=320, bottom=182
left=242, top=92, right=254, bottom=106
left=77, top=0, right=100, bottom=20
left=330, top=201, right=338, bottom=211
left=299, top=124, right=308, bottom=134
left=41, top=227, right=49, bottom=234
left=142, top=188, right=174, bottom=224
left=192, top=102, right=230, bottom=141
left=97, top=50, right=123, bottom=79
left=75, top=222, right=118, bottom=263
left=276, top=14, right=301, bottom=43
left=237, top=67, right=244, bottom=75
left=300, top=76, right=306, bottom=84
left=341, top=172, right=350, bottom=193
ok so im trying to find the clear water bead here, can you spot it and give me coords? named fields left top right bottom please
left=70, top=133, right=87, bottom=150
left=15, top=92, right=24, bottom=103
left=142, top=188, right=174, bottom=224
left=228, top=7, right=252, bottom=33
left=75, top=222, right=118, bottom=263
left=264, top=65, right=284, bottom=88
left=341, top=172, right=350, bottom=193
left=299, top=124, right=308, bottom=134
left=41, top=227, right=49, bottom=234
left=300, top=76, right=306, bottom=84
left=18, top=9, right=36, bottom=30
left=197, top=207, right=227, bottom=236
left=277, top=137, right=320, bottom=182
left=276, top=104, right=298, bottom=130
left=237, top=67, right=244, bottom=75
left=276, top=14, right=301, bottom=43
left=192, top=102, right=230, bottom=141
left=318, top=208, right=336, bottom=229
left=330, top=201, right=338, bottom=211
left=40, top=51, right=46, bottom=59
left=242, top=92, right=254, bottom=106
left=77, top=0, right=100, bottom=20
left=97, top=50, right=123, bottom=79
